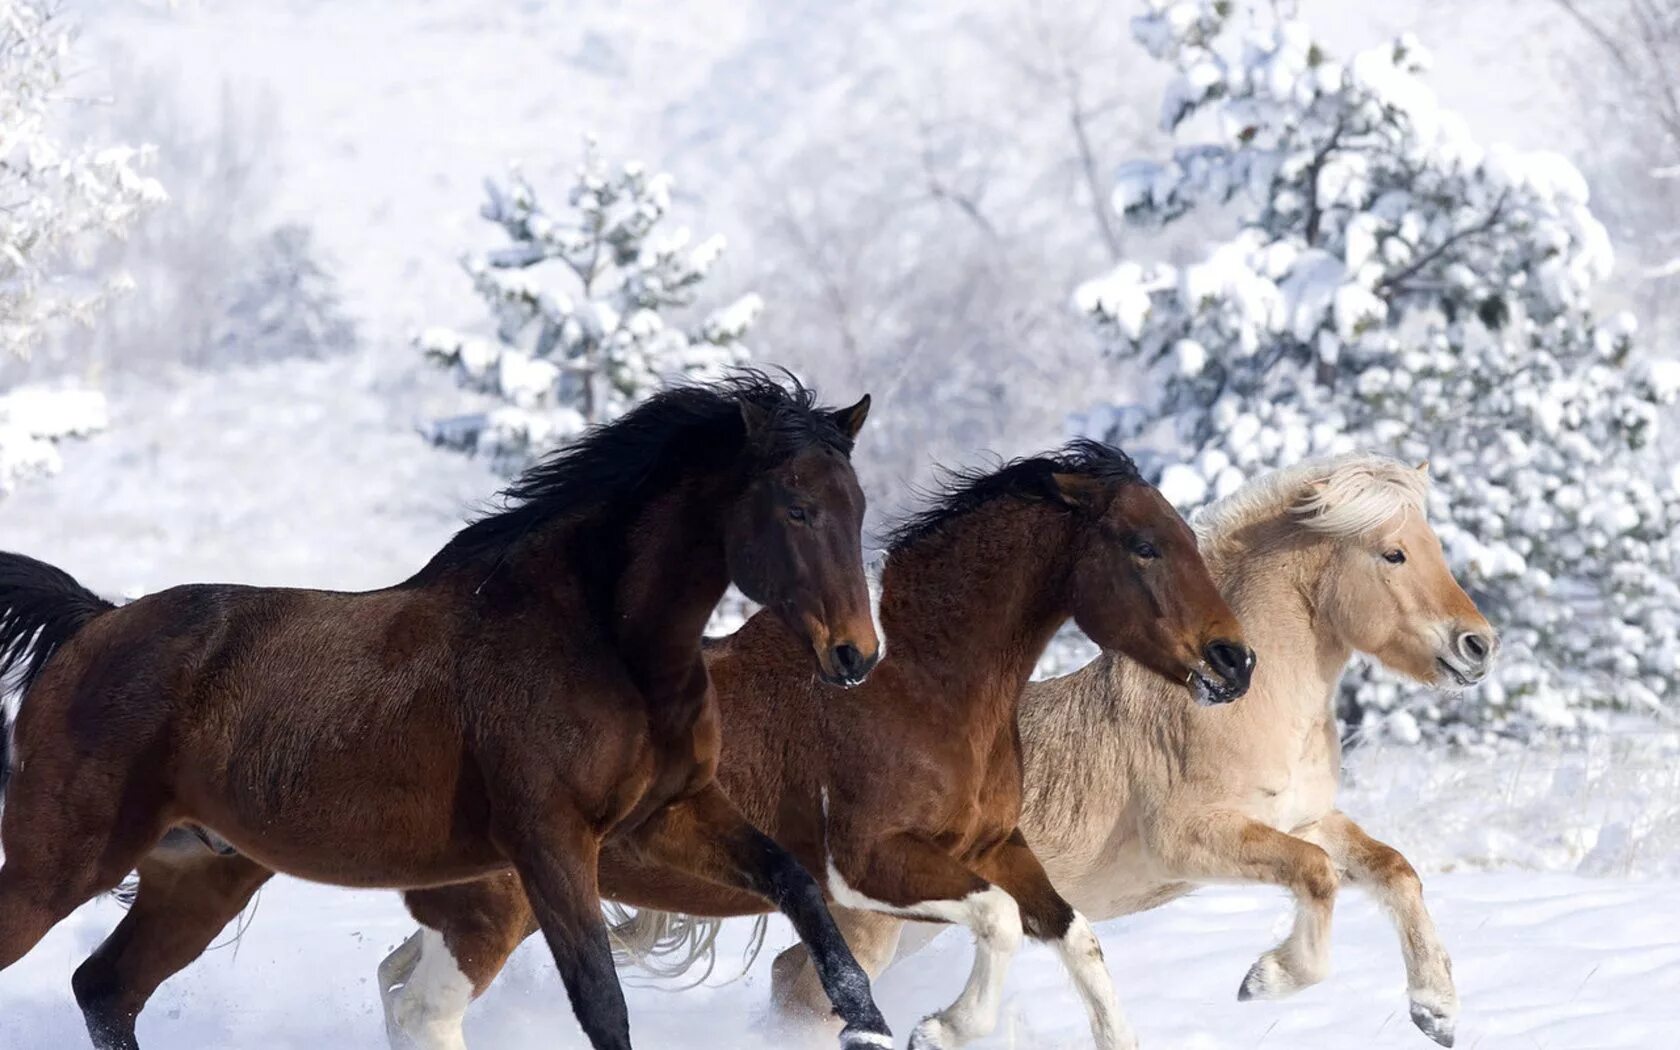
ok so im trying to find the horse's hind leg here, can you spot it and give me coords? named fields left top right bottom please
left=0, top=749, right=172, bottom=974
left=976, top=832, right=1134, bottom=1050
left=71, top=838, right=273, bottom=1050
left=628, top=783, right=892, bottom=1049
left=384, top=874, right=536, bottom=1050
left=1309, top=810, right=1457, bottom=1047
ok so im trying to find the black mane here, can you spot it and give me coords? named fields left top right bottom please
left=883, top=438, right=1141, bottom=551
left=416, top=371, right=852, bottom=578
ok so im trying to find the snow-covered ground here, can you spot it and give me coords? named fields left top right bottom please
left=4, top=867, right=1676, bottom=1049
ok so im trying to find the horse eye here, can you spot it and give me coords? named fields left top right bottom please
left=1131, top=540, right=1160, bottom=560
left=787, top=505, right=808, bottom=523
left=1384, top=548, right=1406, bottom=565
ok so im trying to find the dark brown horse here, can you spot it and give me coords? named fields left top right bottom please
left=0, top=375, right=895, bottom=1050
left=55, top=441, right=1253, bottom=1050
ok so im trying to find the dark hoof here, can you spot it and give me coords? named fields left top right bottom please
left=1411, top=1002, right=1456, bottom=1047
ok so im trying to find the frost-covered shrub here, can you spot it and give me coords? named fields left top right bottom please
left=420, top=141, right=758, bottom=474
left=1073, top=1, right=1680, bottom=739
left=0, top=1, right=163, bottom=492
left=0, top=1, right=163, bottom=359
left=0, top=386, right=108, bottom=497
left=210, top=225, right=356, bottom=363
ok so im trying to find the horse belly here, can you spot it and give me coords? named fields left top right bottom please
left=176, top=709, right=503, bottom=888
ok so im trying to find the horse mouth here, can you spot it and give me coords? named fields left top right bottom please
left=1189, top=667, right=1243, bottom=706
left=1435, top=658, right=1476, bottom=689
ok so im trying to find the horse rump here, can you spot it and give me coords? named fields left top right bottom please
left=0, top=550, right=116, bottom=801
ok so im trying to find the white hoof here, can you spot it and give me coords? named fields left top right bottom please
left=908, top=1015, right=957, bottom=1049
left=1409, top=986, right=1459, bottom=1047
left=1237, top=949, right=1322, bottom=1001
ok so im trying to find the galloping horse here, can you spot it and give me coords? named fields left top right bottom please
left=0, top=375, right=895, bottom=1050
left=253, top=439, right=1249, bottom=1050
left=776, top=454, right=1496, bottom=1047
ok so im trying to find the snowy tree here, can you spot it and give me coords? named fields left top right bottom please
left=1073, top=0, right=1680, bottom=738
left=0, top=0, right=163, bottom=494
left=419, top=142, right=758, bottom=473
left=210, top=224, right=356, bottom=362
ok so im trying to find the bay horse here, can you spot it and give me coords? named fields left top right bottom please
left=776, top=455, right=1495, bottom=1047
left=0, top=374, right=896, bottom=1050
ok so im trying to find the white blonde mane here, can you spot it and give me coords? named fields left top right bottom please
left=1193, top=453, right=1429, bottom=551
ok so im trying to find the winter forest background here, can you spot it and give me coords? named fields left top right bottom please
left=6, top=1, right=1680, bottom=1047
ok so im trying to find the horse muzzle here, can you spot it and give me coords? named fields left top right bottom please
left=1189, top=638, right=1255, bottom=706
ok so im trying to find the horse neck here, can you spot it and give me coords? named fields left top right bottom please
left=1206, top=529, right=1350, bottom=721
left=879, top=501, right=1074, bottom=726
left=526, top=473, right=735, bottom=702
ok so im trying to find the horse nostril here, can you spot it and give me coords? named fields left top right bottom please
left=832, top=643, right=872, bottom=683
left=1204, top=639, right=1254, bottom=685
left=1458, top=631, right=1493, bottom=664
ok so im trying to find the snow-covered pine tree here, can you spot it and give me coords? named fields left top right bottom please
left=1073, top=0, right=1680, bottom=739
left=0, top=0, right=163, bottom=495
left=419, top=141, right=760, bottom=474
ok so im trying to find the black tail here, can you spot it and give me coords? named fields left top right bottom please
left=0, top=551, right=116, bottom=797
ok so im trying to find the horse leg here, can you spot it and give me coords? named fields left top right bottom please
left=385, top=873, right=536, bottom=1050
left=1145, top=809, right=1338, bottom=1000
left=825, top=833, right=1024, bottom=1050
left=628, top=782, right=891, bottom=1049
left=72, top=842, right=273, bottom=1050
left=770, top=906, right=903, bottom=1034
left=975, top=832, right=1134, bottom=1050
left=1309, top=810, right=1456, bottom=1047
left=0, top=752, right=171, bottom=975
left=494, top=813, right=631, bottom=1050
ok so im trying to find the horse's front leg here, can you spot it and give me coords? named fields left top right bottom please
left=1308, top=810, right=1456, bottom=1047
left=492, top=812, right=630, bottom=1050
left=770, top=906, right=904, bottom=1034
left=975, top=831, right=1135, bottom=1050
left=824, top=832, right=1026, bottom=1050
left=628, top=782, right=892, bottom=1050
left=1145, top=809, right=1339, bottom=1001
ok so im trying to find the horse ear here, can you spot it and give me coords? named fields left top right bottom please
left=1415, top=460, right=1430, bottom=476
left=1049, top=472, right=1107, bottom=512
left=739, top=399, right=773, bottom=446
left=830, top=394, right=871, bottom=440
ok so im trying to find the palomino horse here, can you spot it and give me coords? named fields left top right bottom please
left=0, top=375, right=896, bottom=1050
left=79, top=440, right=1256, bottom=1050
left=776, top=454, right=1495, bottom=1047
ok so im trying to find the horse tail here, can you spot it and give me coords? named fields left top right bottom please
left=603, top=903, right=769, bottom=987
left=0, top=551, right=116, bottom=800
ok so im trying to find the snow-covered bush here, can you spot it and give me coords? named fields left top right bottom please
left=52, top=70, right=355, bottom=372
left=0, top=0, right=163, bottom=492
left=210, top=225, right=355, bottom=363
left=1073, top=0, right=1680, bottom=739
left=420, top=141, right=758, bottom=473
left=0, top=1, right=163, bottom=358
left=0, top=386, right=108, bottom=497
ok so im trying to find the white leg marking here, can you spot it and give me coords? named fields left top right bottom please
left=385, top=927, right=473, bottom=1050
left=1054, top=913, right=1136, bottom=1050
left=827, top=862, right=1022, bottom=1049
left=379, top=931, right=425, bottom=1037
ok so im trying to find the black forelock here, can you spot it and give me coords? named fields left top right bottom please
left=883, top=438, right=1142, bottom=551
left=414, top=369, right=853, bottom=576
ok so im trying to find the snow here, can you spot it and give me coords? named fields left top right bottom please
left=3, top=867, right=1676, bottom=1049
